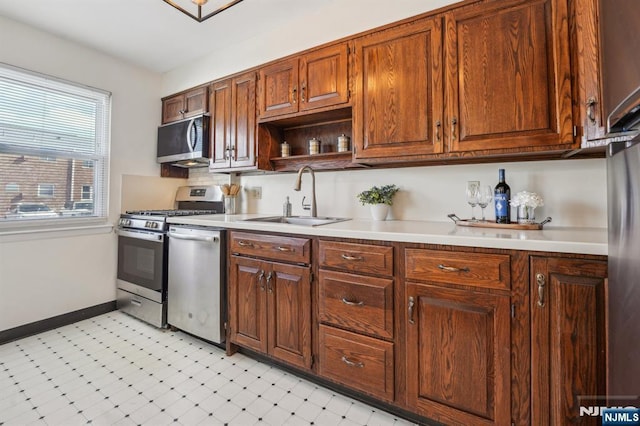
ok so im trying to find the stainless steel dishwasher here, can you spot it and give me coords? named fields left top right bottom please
left=167, top=225, right=226, bottom=344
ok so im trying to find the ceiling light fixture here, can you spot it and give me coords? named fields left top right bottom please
left=163, top=0, right=244, bottom=23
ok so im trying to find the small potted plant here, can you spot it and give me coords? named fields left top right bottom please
left=357, top=184, right=399, bottom=220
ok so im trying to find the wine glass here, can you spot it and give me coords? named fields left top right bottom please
left=466, top=181, right=480, bottom=221
left=477, top=185, right=493, bottom=222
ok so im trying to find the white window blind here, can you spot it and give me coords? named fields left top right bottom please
left=0, top=63, right=111, bottom=224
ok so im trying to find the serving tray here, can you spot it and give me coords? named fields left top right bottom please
left=448, top=214, right=552, bottom=230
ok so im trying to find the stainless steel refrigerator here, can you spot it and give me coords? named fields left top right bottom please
left=607, top=138, right=640, bottom=397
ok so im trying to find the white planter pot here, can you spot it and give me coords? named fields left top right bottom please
left=370, top=204, right=389, bottom=221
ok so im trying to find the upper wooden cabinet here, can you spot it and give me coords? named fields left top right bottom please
left=161, top=86, right=208, bottom=124
left=258, top=43, right=349, bottom=120
left=209, top=72, right=257, bottom=171
left=445, top=0, right=575, bottom=154
left=352, top=17, right=444, bottom=161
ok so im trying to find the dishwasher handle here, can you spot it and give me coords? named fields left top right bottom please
left=168, top=232, right=219, bottom=243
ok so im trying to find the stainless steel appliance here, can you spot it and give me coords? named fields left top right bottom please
left=607, top=138, right=640, bottom=397
left=167, top=225, right=226, bottom=344
left=116, top=185, right=223, bottom=327
left=157, top=114, right=210, bottom=167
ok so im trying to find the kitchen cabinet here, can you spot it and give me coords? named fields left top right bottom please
left=209, top=72, right=257, bottom=171
left=403, top=248, right=511, bottom=425
left=258, top=43, right=349, bottom=120
left=228, top=232, right=312, bottom=370
left=445, top=0, right=575, bottom=155
left=530, top=255, right=607, bottom=425
left=162, top=86, right=208, bottom=124
left=317, top=240, right=395, bottom=402
left=352, top=17, right=444, bottom=162
left=569, top=0, right=606, bottom=142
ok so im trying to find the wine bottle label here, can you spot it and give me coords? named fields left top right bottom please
left=495, top=194, right=509, bottom=219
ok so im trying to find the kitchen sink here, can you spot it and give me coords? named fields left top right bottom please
left=243, top=216, right=351, bottom=227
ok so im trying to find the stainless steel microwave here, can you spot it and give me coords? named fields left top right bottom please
left=157, top=114, right=210, bottom=168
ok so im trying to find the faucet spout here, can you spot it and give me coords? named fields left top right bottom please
left=294, top=165, right=317, bottom=217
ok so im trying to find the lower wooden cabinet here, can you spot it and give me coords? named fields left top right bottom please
left=228, top=255, right=312, bottom=370
left=405, top=283, right=511, bottom=425
left=530, top=256, right=607, bottom=425
left=318, top=325, right=394, bottom=402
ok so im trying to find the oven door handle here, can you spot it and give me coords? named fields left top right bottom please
left=116, top=228, right=164, bottom=242
left=167, top=232, right=219, bottom=243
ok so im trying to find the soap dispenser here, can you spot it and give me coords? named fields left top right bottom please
left=283, top=196, right=292, bottom=217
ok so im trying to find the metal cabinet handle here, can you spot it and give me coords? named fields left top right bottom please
left=276, top=246, right=292, bottom=252
left=341, top=298, right=364, bottom=307
left=341, top=356, right=364, bottom=368
left=266, top=272, right=273, bottom=293
left=131, top=299, right=142, bottom=307
left=536, top=273, right=546, bottom=307
left=257, top=270, right=265, bottom=291
left=437, top=264, right=470, bottom=273
left=586, top=97, right=597, bottom=124
left=292, top=86, right=297, bottom=104
left=451, top=117, right=458, bottom=141
left=238, top=241, right=254, bottom=247
left=408, top=296, right=415, bottom=325
left=341, top=254, right=363, bottom=261
left=301, top=83, right=306, bottom=102
left=435, top=120, right=442, bottom=141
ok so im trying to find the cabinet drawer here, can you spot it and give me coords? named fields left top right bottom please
left=319, top=240, right=393, bottom=277
left=319, top=270, right=393, bottom=339
left=230, top=231, right=311, bottom=264
left=405, top=249, right=510, bottom=291
left=318, top=325, right=394, bottom=402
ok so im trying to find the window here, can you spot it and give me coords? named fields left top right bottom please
left=0, top=63, right=111, bottom=225
left=37, top=183, right=55, bottom=198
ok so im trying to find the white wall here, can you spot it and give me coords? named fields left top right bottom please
left=0, top=16, right=164, bottom=331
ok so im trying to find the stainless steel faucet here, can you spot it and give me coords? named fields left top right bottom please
left=294, top=165, right=317, bottom=217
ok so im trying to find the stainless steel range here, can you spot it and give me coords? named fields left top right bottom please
left=116, top=185, right=223, bottom=327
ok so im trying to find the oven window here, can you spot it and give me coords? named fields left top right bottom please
left=117, top=235, right=165, bottom=293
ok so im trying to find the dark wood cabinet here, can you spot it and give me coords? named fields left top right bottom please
left=209, top=72, right=257, bottom=171
left=404, top=246, right=511, bottom=426
left=530, top=256, right=607, bottom=425
left=258, top=43, right=349, bottom=120
left=445, top=0, right=575, bottom=155
left=161, top=86, right=208, bottom=124
left=352, top=17, right=444, bottom=161
left=228, top=232, right=312, bottom=370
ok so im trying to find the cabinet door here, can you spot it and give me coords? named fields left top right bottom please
left=258, top=58, right=299, bottom=119
left=353, top=17, right=444, bottom=161
left=184, top=87, right=208, bottom=118
left=267, top=262, right=312, bottom=370
left=209, top=80, right=232, bottom=169
left=229, top=256, right=268, bottom=354
left=299, top=44, right=349, bottom=112
left=162, top=94, right=185, bottom=124
left=530, top=256, right=606, bottom=426
left=445, top=0, right=574, bottom=154
left=230, top=72, right=257, bottom=168
left=406, top=283, right=511, bottom=425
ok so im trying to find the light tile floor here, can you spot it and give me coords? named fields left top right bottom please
left=0, top=311, right=418, bottom=426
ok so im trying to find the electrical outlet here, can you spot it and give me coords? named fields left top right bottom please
left=251, top=186, right=262, bottom=199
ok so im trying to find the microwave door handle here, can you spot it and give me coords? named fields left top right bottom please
left=185, top=118, right=197, bottom=152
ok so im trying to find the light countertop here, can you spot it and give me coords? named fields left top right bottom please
left=167, top=214, right=608, bottom=256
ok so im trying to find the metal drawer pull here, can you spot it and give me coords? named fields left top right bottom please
left=276, top=246, right=292, bottom=252
left=437, top=264, right=470, bottom=273
left=266, top=272, right=273, bottom=293
left=341, top=254, right=363, bottom=261
left=341, top=298, right=364, bottom=307
left=257, top=270, right=265, bottom=291
left=131, top=299, right=142, bottom=307
left=408, top=296, right=415, bottom=325
left=237, top=241, right=254, bottom=247
left=341, top=356, right=364, bottom=368
left=536, top=273, right=546, bottom=307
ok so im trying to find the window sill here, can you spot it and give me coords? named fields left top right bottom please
left=0, top=219, right=114, bottom=242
